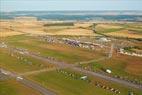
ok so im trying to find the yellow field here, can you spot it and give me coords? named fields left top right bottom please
left=0, top=20, right=97, bottom=36
left=1, top=19, right=142, bottom=38
left=50, top=28, right=96, bottom=36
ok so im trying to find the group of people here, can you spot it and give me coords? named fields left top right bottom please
left=95, top=82, right=121, bottom=94
left=119, top=48, right=142, bottom=57
left=62, top=38, right=103, bottom=50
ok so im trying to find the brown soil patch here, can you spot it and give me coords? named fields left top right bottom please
left=125, top=62, right=142, bottom=76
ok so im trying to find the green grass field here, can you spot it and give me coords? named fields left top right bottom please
left=0, top=48, right=54, bottom=73
left=0, top=80, right=41, bottom=95
left=28, top=69, right=142, bottom=95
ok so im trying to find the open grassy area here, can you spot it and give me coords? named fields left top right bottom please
left=28, top=69, right=142, bottom=95
left=0, top=80, right=41, bottom=95
left=2, top=35, right=105, bottom=63
left=0, top=48, right=54, bottom=73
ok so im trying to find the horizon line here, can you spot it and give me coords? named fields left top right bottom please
left=1, top=10, right=142, bottom=12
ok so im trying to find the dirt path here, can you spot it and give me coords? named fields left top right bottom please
left=19, top=67, right=57, bottom=76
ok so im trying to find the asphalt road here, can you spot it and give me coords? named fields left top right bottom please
left=0, top=68, right=56, bottom=95
left=18, top=79, right=56, bottom=95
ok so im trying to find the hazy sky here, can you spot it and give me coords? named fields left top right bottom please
left=0, top=0, right=142, bottom=11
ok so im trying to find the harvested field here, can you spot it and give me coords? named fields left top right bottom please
left=0, top=20, right=98, bottom=36
left=74, top=23, right=93, bottom=28
left=52, top=28, right=96, bottom=36
left=0, top=20, right=47, bottom=36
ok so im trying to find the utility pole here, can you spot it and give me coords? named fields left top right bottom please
left=108, top=43, right=114, bottom=58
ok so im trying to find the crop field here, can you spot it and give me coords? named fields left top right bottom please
left=28, top=69, right=142, bottom=95
left=0, top=80, right=41, bottom=95
left=95, top=23, right=142, bottom=39
left=0, top=20, right=46, bottom=36
left=0, top=20, right=98, bottom=36
left=0, top=26, right=24, bottom=37
left=43, top=24, right=96, bottom=36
